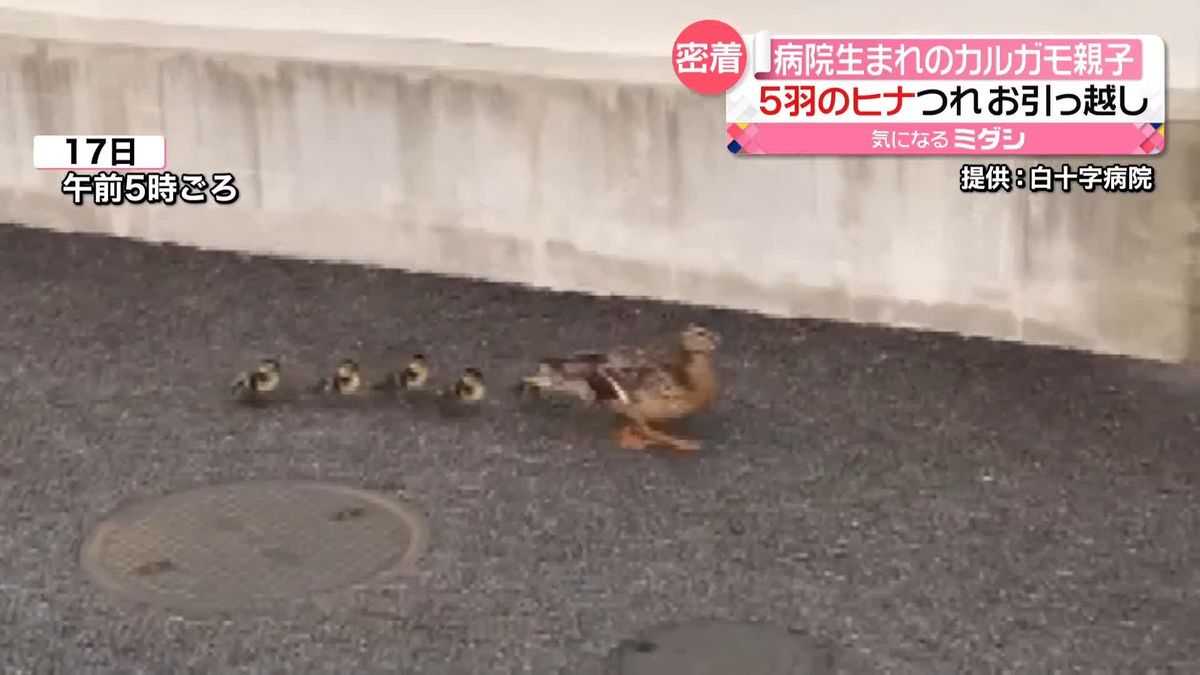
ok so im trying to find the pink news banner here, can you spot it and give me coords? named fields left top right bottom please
left=670, top=21, right=1167, bottom=156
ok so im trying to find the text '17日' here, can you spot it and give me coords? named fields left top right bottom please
left=33, top=135, right=167, bottom=171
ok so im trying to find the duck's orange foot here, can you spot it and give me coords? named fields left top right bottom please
left=614, top=425, right=650, bottom=450
left=631, top=423, right=701, bottom=454
left=667, top=437, right=701, bottom=453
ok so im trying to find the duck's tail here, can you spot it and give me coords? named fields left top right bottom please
left=231, top=371, right=253, bottom=394
left=518, top=356, right=604, bottom=402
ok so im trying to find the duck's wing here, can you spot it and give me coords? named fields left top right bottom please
left=539, top=343, right=660, bottom=373
left=587, top=361, right=687, bottom=406
left=524, top=343, right=671, bottom=402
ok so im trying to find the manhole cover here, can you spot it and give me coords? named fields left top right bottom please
left=614, top=619, right=854, bottom=674
left=80, top=480, right=428, bottom=615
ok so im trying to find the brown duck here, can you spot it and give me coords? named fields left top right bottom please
left=520, top=324, right=720, bottom=452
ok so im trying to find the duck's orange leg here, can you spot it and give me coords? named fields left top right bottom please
left=633, top=420, right=700, bottom=453
left=614, top=423, right=651, bottom=450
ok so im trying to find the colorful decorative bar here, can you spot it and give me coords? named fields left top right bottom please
left=724, top=34, right=1167, bottom=156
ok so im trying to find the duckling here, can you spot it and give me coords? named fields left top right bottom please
left=519, top=324, right=720, bottom=452
left=231, top=358, right=282, bottom=403
left=436, top=367, right=487, bottom=415
left=451, top=367, right=487, bottom=402
left=312, top=358, right=362, bottom=395
left=373, top=353, right=430, bottom=393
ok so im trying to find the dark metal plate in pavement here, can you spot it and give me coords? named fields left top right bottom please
left=80, top=480, right=428, bottom=615
left=614, top=619, right=857, bottom=675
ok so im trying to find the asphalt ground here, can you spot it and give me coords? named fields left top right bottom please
left=0, top=223, right=1197, bottom=673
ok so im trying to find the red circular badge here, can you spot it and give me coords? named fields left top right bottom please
left=671, top=20, right=747, bottom=95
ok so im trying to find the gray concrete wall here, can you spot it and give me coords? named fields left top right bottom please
left=0, top=8, right=1197, bottom=363
left=3, top=0, right=1199, bottom=90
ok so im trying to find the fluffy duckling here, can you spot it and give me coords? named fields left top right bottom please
left=313, top=358, right=362, bottom=395
left=231, top=358, right=282, bottom=402
left=451, top=367, right=487, bottom=402
left=436, top=367, right=487, bottom=415
left=373, top=353, right=430, bottom=393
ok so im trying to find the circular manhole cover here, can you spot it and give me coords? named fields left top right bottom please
left=613, top=619, right=853, bottom=674
left=80, top=480, right=428, bottom=615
